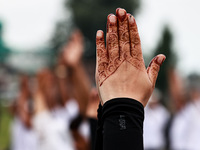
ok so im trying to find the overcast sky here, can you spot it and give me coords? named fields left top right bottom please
left=0, top=0, right=65, bottom=50
left=0, top=0, right=200, bottom=75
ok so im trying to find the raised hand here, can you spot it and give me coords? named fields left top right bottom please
left=63, top=29, right=84, bottom=67
left=96, top=8, right=166, bottom=106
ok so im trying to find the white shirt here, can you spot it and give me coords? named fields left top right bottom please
left=184, top=99, right=200, bottom=150
left=144, top=104, right=169, bottom=149
left=11, top=117, right=38, bottom=150
left=170, top=99, right=200, bottom=150
left=33, top=98, right=91, bottom=150
left=170, top=106, right=188, bottom=149
left=33, top=109, right=75, bottom=150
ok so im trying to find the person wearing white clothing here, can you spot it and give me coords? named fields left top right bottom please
left=33, top=110, right=75, bottom=150
left=144, top=89, right=170, bottom=150
left=33, top=69, right=76, bottom=150
left=11, top=117, right=38, bottom=150
left=11, top=75, right=38, bottom=150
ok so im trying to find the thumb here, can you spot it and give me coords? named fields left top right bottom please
left=147, top=54, right=166, bottom=87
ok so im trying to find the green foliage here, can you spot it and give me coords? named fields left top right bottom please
left=0, top=104, right=12, bottom=150
left=0, top=22, right=2, bottom=36
left=0, top=21, right=10, bottom=64
left=50, top=21, right=72, bottom=54
left=0, top=44, right=10, bottom=63
left=154, top=26, right=177, bottom=93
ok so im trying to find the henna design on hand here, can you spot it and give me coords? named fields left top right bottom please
left=96, top=32, right=108, bottom=82
left=96, top=9, right=149, bottom=86
left=96, top=8, right=166, bottom=105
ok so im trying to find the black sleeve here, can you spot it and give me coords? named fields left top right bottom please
left=95, top=98, right=144, bottom=150
left=94, top=103, right=103, bottom=150
left=88, top=118, right=97, bottom=150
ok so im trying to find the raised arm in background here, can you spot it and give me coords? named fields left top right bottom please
left=62, top=30, right=91, bottom=116
left=17, top=75, right=33, bottom=129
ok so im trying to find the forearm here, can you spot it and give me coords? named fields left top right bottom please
left=70, top=63, right=91, bottom=115
left=95, top=98, right=144, bottom=150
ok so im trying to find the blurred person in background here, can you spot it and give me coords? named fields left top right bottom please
left=168, top=69, right=188, bottom=149
left=56, top=29, right=93, bottom=150
left=182, top=75, right=200, bottom=149
left=169, top=71, right=200, bottom=149
left=10, top=75, right=38, bottom=150
left=33, top=68, right=75, bottom=150
left=143, top=88, right=170, bottom=150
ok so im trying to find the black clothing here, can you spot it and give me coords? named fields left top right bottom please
left=95, top=98, right=144, bottom=150
left=70, top=114, right=84, bottom=130
left=89, top=118, right=98, bottom=150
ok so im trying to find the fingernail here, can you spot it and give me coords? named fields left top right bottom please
left=116, top=8, right=126, bottom=21
left=97, top=30, right=103, bottom=38
left=107, top=14, right=114, bottom=33
left=109, top=15, right=117, bottom=24
left=107, top=14, right=113, bottom=21
left=157, top=57, right=165, bottom=65
left=128, top=15, right=135, bottom=24
left=127, top=13, right=131, bottom=17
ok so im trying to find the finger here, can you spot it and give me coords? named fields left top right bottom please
left=147, top=54, right=166, bottom=87
left=128, top=15, right=143, bottom=60
left=74, top=30, right=83, bottom=46
left=106, top=14, right=120, bottom=62
left=96, top=30, right=108, bottom=85
left=116, top=8, right=131, bottom=59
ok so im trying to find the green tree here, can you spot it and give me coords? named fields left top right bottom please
left=153, top=26, right=177, bottom=93
left=0, top=22, right=10, bottom=64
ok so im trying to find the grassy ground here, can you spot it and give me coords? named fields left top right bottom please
left=0, top=103, right=12, bottom=150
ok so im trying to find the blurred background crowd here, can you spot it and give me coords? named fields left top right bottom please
left=0, top=0, right=200, bottom=150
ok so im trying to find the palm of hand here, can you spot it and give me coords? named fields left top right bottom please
left=64, top=30, right=84, bottom=67
left=96, top=8, right=165, bottom=106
